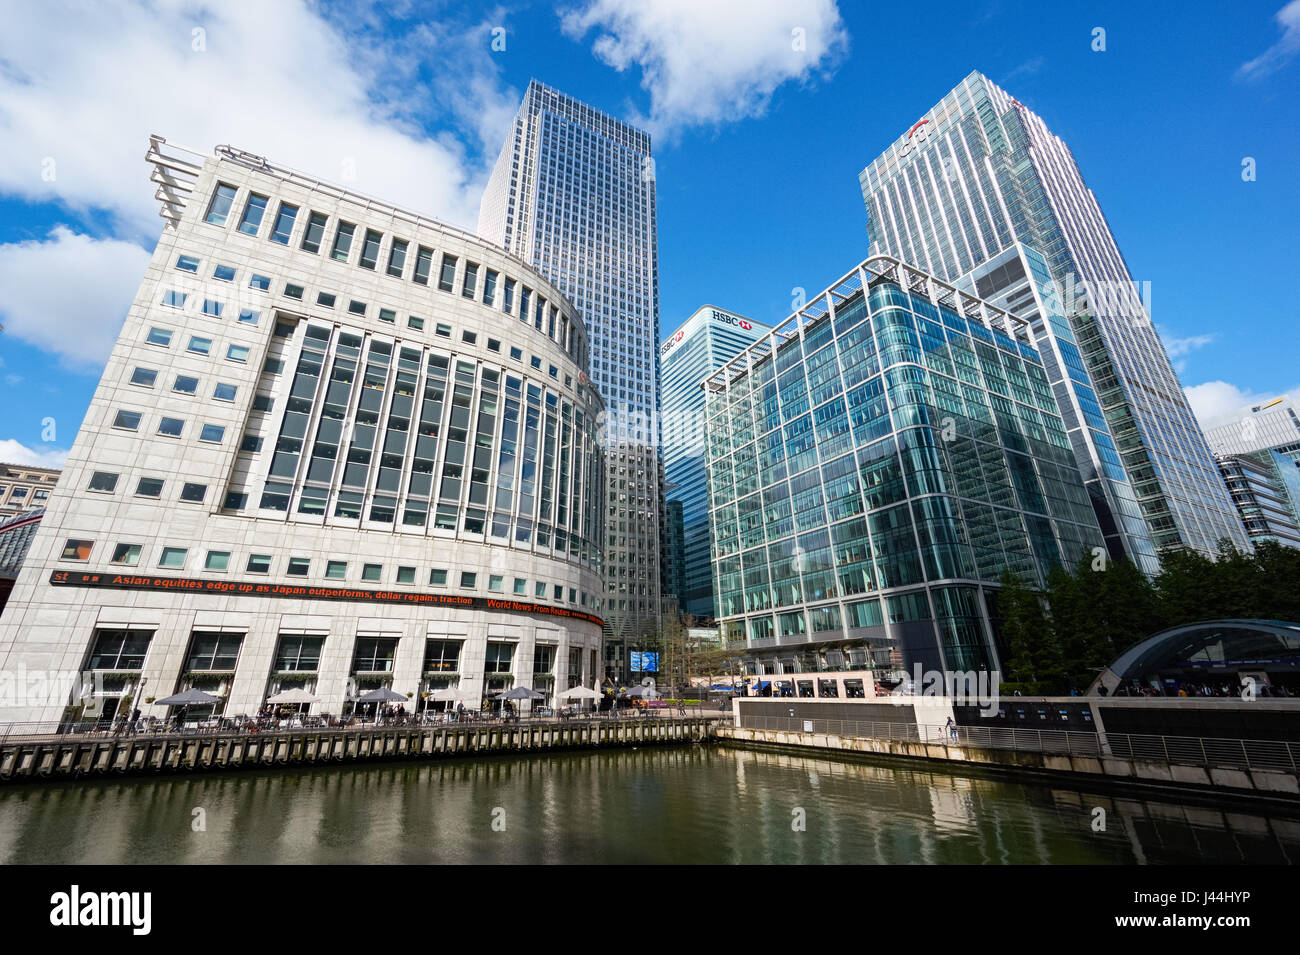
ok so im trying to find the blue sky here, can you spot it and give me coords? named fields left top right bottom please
left=0, top=0, right=1297, bottom=467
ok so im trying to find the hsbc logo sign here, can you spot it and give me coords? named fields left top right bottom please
left=662, top=310, right=755, bottom=357
left=660, top=328, right=685, bottom=356
left=710, top=310, right=752, bottom=330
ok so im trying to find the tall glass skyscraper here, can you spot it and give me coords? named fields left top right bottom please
left=704, top=256, right=1106, bottom=678
left=859, top=71, right=1247, bottom=559
left=661, top=306, right=770, bottom=620
left=478, top=80, right=661, bottom=678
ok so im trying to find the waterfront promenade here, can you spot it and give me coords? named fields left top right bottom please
left=0, top=714, right=720, bottom=781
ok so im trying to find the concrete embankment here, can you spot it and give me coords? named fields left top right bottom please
left=0, top=718, right=715, bottom=782
left=716, top=725, right=1300, bottom=808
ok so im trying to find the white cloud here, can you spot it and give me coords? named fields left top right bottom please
left=1159, top=330, right=1215, bottom=358
left=0, top=227, right=151, bottom=370
left=1238, top=0, right=1300, bottom=80
left=0, top=439, right=69, bottom=469
left=560, top=0, right=849, bottom=137
left=0, top=1, right=506, bottom=240
left=1184, top=380, right=1300, bottom=430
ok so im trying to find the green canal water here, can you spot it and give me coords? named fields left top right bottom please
left=0, top=746, right=1295, bottom=864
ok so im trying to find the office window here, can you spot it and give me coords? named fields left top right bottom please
left=199, top=424, right=225, bottom=443
left=438, top=254, right=457, bottom=291
left=331, top=221, right=355, bottom=261
left=361, top=563, right=382, bottom=582
left=286, top=557, right=310, bottom=576
left=240, top=434, right=263, bottom=452
left=252, top=394, right=273, bottom=412
left=387, top=238, right=408, bottom=277
left=462, top=262, right=478, bottom=299
left=227, top=345, right=250, bottom=363
left=284, top=283, right=304, bottom=300
left=489, top=574, right=504, bottom=592
left=249, top=274, right=271, bottom=291
left=159, top=547, right=187, bottom=568
left=435, top=322, right=451, bottom=337
left=130, top=367, right=157, bottom=387
left=223, top=492, right=248, bottom=510
left=503, top=278, right=515, bottom=313
left=553, top=584, right=563, bottom=601
left=487, top=338, right=500, bottom=353
left=157, top=417, right=184, bottom=438
left=204, top=551, right=230, bottom=571
left=413, top=246, right=433, bottom=285
left=396, top=566, right=415, bottom=584
left=509, top=346, right=522, bottom=361
left=262, top=358, right=283, bottom=374
left=325, top=560, right=347, bottom=580
left=317, top=291, right=336, bottom=308
left=162, top=290, right=186, bottom=308
left=407, top=316, right=425, bottom=331
left=535, top=581, right=546, bottom=598
left=212, top=264, right=236, bottom=282
left=187, top=336, right=212, bottom=355
left=269, top=202, right=298, bottom=244
left=60, top=539, right=93, bottom=561
left=483, top=269, right=498, bottom=306
left=301, top=211, right=328, bottom=253
left=110, top=543, right=141, bottom=566
left=87, top=471, right=118, bottom=493
left=135, top=477, right=164, bottom=498
left=112, top=409, right=142, bottom=431
left=180, top=482, right=206, bottom=503
left=460, top=571, right=477, bottom=588
left=429, top=569, right=448, bottom=587
left=202, top=299, right=223, bottom=317
left=204, top=183, right=236, bottom=225
left=145, top=327, right=172, bottom=347
left=462, top=331, right=477, bottom=345
left=213, top=382, right=238, bottom=401
left=176, top=254, right=200, bottom=273
left=173, top=375, right=198, bottom=395
left=246, top=554, right=271, bottom=573
left=238, top=308, right=260, bottom=325
left=348, top=300, right=366, bottom=316
left=378, top=308, right=396, bottom=324
left=238, top=193, right=268, bottom=235
left=359, top=229, right=382, bottom=269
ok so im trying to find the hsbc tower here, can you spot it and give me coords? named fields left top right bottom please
left=659, top=306, right=769, bottom=620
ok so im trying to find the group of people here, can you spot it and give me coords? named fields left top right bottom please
left=1112, top=680, right=1295, bottom=698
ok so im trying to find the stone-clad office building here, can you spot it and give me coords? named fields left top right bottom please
left=0, top=137, right=606, bottom=724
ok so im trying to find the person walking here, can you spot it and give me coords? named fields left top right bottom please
left=945, top=716, right=958, bottom=743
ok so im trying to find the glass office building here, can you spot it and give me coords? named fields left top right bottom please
left=1204, top=398, right=1300, bottom=467
left=479, top=80, right=661, bottom=678
left=860, top=71, right=1247, bottom=558
left=703, top=256, right=1106, bottom=679
left=959, top=244, right=1159, bottom=574
left=1215, top=451, right=1300, bottom=549
left=661, top=306, right=770, bottom=620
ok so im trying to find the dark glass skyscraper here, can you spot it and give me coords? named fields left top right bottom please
left=860, top=71, right=1247, bottom=559
left=478, top=81, right=660, bottom=679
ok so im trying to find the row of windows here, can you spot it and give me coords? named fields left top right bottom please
left=111, top=407, right=232, bottom=439
left=58, top=537, right=595, bottom=607
left=200, top=181, right=586, bottom=364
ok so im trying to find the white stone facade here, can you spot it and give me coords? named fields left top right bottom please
left=0, top=138, right=606, bottom=724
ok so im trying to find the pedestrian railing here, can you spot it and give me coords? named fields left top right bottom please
left=735, top=715, right=1300, bottom=773
left=0, top=708, right=723, bottom=745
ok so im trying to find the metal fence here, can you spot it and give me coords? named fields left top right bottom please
left=0, top=707, right=726, bottom=745
left=736, top=715, right=1300, bottom=773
